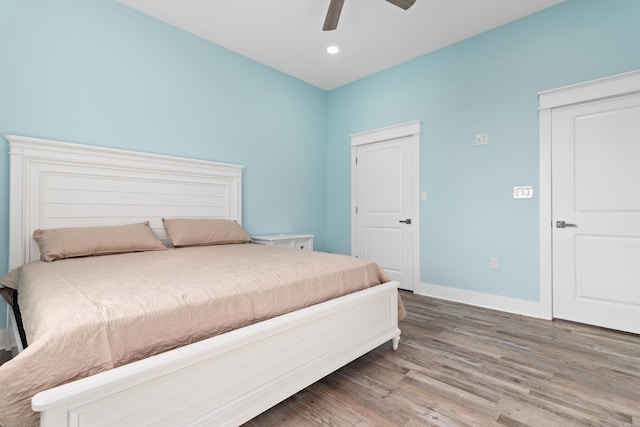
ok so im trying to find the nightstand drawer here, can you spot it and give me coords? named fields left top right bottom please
left=251, top=234, right=314, bottom=251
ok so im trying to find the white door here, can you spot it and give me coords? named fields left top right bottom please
left=552, top=92, right=640, bottom=334
left=353, top=137, right=415, bottom=290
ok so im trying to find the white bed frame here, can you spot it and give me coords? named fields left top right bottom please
left=5, top=135, right=401, bottom=427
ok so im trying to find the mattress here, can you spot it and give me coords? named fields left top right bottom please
left=0, top=244, right=401, bottom=426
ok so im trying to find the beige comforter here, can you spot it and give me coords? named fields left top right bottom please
left=0, top=244, right=401, bottom=427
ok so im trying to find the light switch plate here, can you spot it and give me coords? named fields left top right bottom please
left=475, top=133, right=489, bottom=146
left=513, top=186, right=533, bottom=198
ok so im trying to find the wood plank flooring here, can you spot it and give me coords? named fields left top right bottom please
left=244, top=291, right=640, bottom=426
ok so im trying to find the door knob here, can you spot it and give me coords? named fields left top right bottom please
left=399, top=218, right=412, bottom=224
left=556, top=220, right=577, bottom=228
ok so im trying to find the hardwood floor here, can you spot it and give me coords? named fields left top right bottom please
left=245, top=291, right=640, bottom=426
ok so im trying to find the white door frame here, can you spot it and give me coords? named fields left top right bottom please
left=538, top=69, right=640, bottom=320
left=350, top=120, right=421, bottom=290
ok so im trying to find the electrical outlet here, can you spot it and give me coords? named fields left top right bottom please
left=490, top=257, right=499, bottom=269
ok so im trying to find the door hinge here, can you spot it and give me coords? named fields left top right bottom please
left=355, top=206, right=358, bottom=214
left=355, top=157, right=358, bottom=165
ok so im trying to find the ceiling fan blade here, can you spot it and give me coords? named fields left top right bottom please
left=323, top=0, right=345, bottom=31
left=386, top=0, right=416, bottom=10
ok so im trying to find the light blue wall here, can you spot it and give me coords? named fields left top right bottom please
left=326, top=0, right=640, bottom=301
left=0, top=1, right=327, bottom=328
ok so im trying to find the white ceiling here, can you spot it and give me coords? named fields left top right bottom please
left=117, top=0, right=565, bottom=90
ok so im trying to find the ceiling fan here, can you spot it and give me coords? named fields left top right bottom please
left=323, top=0, right=416, bottom=31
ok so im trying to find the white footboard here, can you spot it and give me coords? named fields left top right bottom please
left=33, top=282, right=401, bottom=427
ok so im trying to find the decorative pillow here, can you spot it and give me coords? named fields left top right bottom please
left=162, top=218, right=251, bottom=247
left=33, top=221, right=166, bottom=262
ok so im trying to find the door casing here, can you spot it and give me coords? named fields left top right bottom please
left=539, top=69, right=640, bottom=320
left=350, top=120, right=421, bottom=291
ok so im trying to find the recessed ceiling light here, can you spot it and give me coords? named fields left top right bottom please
left=327, top=46, right=340, bottom=55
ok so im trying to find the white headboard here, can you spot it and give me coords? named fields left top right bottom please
left=6, top=135, right=244, bottom=269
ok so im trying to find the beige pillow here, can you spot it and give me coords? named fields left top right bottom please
left=162, top=218, right=251, bottom=247
left=33, top=222, right=166, bottom=262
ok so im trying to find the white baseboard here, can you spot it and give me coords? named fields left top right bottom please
left=415, top=282, right=552, bottom=320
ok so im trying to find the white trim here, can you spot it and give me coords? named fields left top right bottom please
left=350, top=120, right=421, bottom=147
left=538, top=108, right=553, bottom=320
left=538, top=69, right=640, bottom=321
left=539, top=69, right=640, bottom=110
left=415, top=282, right=551, bottom=319
left=350, top=120, right=421, bottom=291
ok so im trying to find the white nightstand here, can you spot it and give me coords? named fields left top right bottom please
left=251, top=234, right=314, bottom=251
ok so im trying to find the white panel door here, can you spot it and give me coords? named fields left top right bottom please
left=552, top=92, right=640, bottom=333
left=354, top=137, right=414, bottom=290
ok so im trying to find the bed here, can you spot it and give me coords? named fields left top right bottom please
left=0, top=135, right=402, bottom=427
